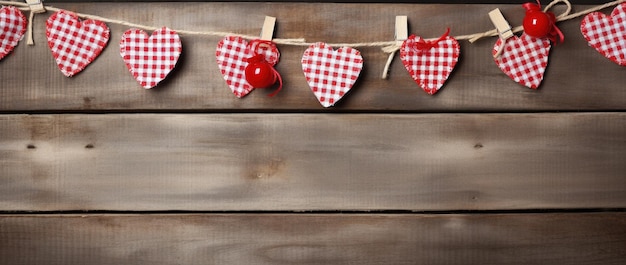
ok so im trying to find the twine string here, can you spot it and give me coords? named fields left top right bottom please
left=545, top=0, right=573, bottom=19
left=381, top=41, right=401, bottom=79
left=1, top=0, right=623, bottom=46
left=539, top=0, right=570, bottom=43
left=1, top=0, right=624, bottom=77
left=6, top=0, right=626, bottom=46
left=26, top=8, right=35, bottom=45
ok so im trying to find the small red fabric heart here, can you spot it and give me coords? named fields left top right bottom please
left=301, top=42, right=363, bottom=108
left=120, top=27, right=182, bottom=89
left=0, top=6, right=27, bottom=61
left=581, top=3, right=626, bottom=66
left=46, top=10, right=109, bottom=77
left=400, top=35, right=460, bottom=95
left=215, top=36, right=280, bottom=98
left=493, top=34, right=551, bottom=89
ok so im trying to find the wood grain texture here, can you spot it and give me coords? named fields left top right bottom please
left=1, top=3, right=625, bottom=111
left=1, top=113, right=624, bottom=211
left=1, top=213, right=625, bottom=265
left=1, top=2, right=624, bottom=263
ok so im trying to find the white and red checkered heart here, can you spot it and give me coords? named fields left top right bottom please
left=400, top=35, right=460, bottom=95
left=581, top=3, right=626, bottom=66
left=493, top=34, right=551, bottom=89
left=0, top=6, right=26, bottom=61
left=301, top=42, right=363, bottom=108
left=120, top=27, right=182, bottom=89
left=46, top=10, right=109, bottom=77
left=215, top=36, right=280, bottom=98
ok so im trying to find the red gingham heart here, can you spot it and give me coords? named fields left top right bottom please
left=46, top=10, right=109, bottom=77
left=0, top=6, right=26, bottom=61
left=493, top=34, right=551, bottom=89
left=215, top=36, right=280, bottom=98
left=301, top=42, right=363, bottom=108
left=120, top=27, right=182, bottom=89
left=400, top=35, right=460, bottom=95
left=581, top=3, right=626, bottom=66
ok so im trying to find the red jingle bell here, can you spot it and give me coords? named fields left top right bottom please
left=245, top=54, right=277, bottom=88
left=522, top=3, right=554, bottom=39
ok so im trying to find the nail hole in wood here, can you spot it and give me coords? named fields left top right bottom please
left=27, top=144, right=36, bottom=149
left=85, top=144, right=94, bottom=149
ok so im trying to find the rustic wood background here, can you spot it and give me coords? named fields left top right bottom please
left=1, top=1, right=625, bottom=264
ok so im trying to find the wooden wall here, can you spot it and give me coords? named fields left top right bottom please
left=1, top=1, right=625, bottom=264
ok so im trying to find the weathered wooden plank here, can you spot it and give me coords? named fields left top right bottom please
left=1, top=113, right=624, bottom=211
left=1, top=213, right=625, bottom=265
left=1, top=3, right=625, bottom=111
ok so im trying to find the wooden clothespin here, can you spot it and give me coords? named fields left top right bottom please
left=25, top=0, right=45, bottom=12
left=25, top=0, right=47, bottom=45
left=395, top=16, right=408, bottom=44
left=382, top=16, right=408, bottom=79
left=489, top=8, right=513, bottom=58
left=260, top=16, right=276, bottom=41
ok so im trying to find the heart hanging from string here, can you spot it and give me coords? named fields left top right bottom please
left=581, top=3, right=626, bottom=66
left=0, top=6, right=27, bottom=61
left=493, top=34, right=550, bottom=89
left=1, top=0, right=625, bottom=99
left=46, top=10, right=110, bottom=77
left=493, top=1, right=564, bottom=89
left=215, top=36, right=281, bottom=98
left=301, top=42, right=363, bottom=108
left=399, top=28, right=460, bottom=95
left=119, top=27, right=182, bottom=89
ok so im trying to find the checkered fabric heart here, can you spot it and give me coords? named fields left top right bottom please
left=46, top=10, right=109, bottom=77
left=581, top=3, right=626, bottom=66
left=120, top=27, right=182, bottom=89
left=493, top=34, right=551, bottom=89
left=215, top=36, right=280, bottom=98
left=400, top=35, right=460, bottom=95
left=301, top=42, right=363, bottom=107
left=0, top=6, right=26, bottom=61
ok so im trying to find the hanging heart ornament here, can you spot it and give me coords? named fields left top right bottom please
left=216, top=36, right=280, bottom=98
left=46, top=10, right=110, bottom=77
left=581, top=3, right=626, bottom=66
left=119, top=27, right=182, bottom=89
left=400, top=30, right=460, bottom=95
left=0, top=6, right=27, bottom=61
left=301, top=42, right=363, bottom=108
left=493, top=34, right=551, bottom=89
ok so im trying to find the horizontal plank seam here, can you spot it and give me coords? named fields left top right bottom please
left=42, top=1, right=611, bottom=4
left=2, top=208, right=625, bottom=216
left=0, top=110, right=625, bottom=115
